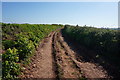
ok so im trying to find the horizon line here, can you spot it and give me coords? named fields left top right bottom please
left=1, top=22, right=118, bottom=28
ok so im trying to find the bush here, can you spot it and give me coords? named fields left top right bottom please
left=2, top=40, right=15, bottom=50
left=62, top=25, right=119, bottom=65
left=15, top=34, right=35, bottom=61
left=2, top=23, right=63, bottom=79
left=2, top=48, right=20, bottom=79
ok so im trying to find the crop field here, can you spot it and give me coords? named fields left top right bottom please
left=2, top=23, right=62, bottom=79
left=1, top=23, right=120, bottom=79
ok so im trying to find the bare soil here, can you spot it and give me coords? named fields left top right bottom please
left=20, top=32, right=56, bottom=78
left=56, top=32, right=108, bottom=79
left=21, top=29, right=114, bottom=79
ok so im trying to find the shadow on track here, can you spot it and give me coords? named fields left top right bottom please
left=61, top=29, right=120, bottom=79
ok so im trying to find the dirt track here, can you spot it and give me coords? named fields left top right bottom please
left=21, top=29, right=110, bottom=79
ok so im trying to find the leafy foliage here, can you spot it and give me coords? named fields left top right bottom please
left=2, top=48, right=20, bottom=79
left=2, top=40, right=15, bottom=50
left=15, top=34, right=35, bottom=61
left=2, top=23, right=62, bottom=79
left=62, top=25, right=120, bottom=65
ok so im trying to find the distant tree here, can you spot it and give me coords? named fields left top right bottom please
left=76, top=24, right=79, bottom=27
left=52, top=24, right=58, bottom=26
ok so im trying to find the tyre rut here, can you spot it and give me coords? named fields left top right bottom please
left=21, top=29, right=110, bottom=79
left=52, top=31, right=82, bottom=79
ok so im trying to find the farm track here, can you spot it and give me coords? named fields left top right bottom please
left=21, top=29, right=110, bottom=79
left=52, top=31, right=82, bottom=79
left=20, top=31, right=56, bottom=78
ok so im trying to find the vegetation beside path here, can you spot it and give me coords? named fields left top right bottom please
left=62, top=25, right=120, bottom=78
left=1, top=23, right=120, bottom=79
left=2, top=23, right=62, bottom=79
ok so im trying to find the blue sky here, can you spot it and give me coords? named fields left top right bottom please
left=2, top=2, right=118, bottom=28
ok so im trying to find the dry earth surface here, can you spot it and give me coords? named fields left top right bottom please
left=20, top=29, right=112, bottom=79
